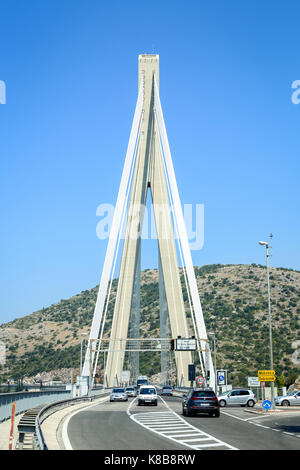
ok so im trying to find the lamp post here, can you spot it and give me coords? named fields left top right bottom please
left=259, top=236, right=274, bottom=406
left=80, top=332, right=88, bottom=377
left=208, top=332, right=217, bottom=393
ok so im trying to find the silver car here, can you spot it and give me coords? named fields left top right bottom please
left=125, top=386, right=137, bottom=397
left=217, top=389, right=256, bottom=407
left=110, top=388, right=128, bottom=402
left=275, top=390, right=300, bottom=406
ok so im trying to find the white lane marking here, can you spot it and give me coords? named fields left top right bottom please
left=62, top=397, right=108, bottom=450
left=181, top=437, right=213, bottom=443
left=195, top=442, right=225, bottom=448
left=148, top=424, right=189, bottom=428
left=127, top=396, right=237, bottom=450
left=222, top=411, right=258, bottom=422
left=164, top=433, right=202, bottom=438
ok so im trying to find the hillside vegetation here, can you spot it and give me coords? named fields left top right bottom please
left=0, top=264, right=299, bottom=387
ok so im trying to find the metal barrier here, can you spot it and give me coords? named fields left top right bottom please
left=0, top=389, right=72, bottom=422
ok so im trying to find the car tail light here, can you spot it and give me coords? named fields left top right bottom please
left=190, top=397, right=198, bottom=401
left=211, top=397, right=218, bottom=402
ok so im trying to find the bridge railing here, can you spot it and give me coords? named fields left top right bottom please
left=0, top=389, right=71, bottom=422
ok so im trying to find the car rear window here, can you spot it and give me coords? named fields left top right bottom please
left=113, top=388, right=124, bottom=393
left=192, top=390, right=216, bottom=398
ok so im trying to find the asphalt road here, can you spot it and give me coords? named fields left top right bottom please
left=66, top=394, right=300, bottom=451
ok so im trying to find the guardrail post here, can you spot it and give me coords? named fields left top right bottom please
left=8, top=401, right=16, bottom=450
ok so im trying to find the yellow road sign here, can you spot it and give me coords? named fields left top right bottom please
left=258, top=370, right=276, bottom=382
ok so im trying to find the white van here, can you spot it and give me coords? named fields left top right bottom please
left=137, top=385, right=158, bottom=406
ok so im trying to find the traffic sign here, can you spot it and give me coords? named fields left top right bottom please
left=262, top=400, right=272, bottom=410
left=175, top=338, right=197, bottom=351
left=258, top=370, right=276, bottom=382
left=196, top=376, right=205, bottom=385
left=188, top=364, right=196, bottom=381
left=217, top=370, right=227, bottom=386
left=248, top=376, right=260, bottom=387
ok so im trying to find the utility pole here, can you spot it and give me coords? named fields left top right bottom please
left=208, top=332, right=217, bottom=392
left=259, top=234, right=274, bottom=406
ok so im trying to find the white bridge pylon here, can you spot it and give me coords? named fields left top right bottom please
left=81, top=54, right=214, bottom=391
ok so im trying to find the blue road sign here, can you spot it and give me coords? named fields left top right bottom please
left=262, top=399, right=272, bottom=410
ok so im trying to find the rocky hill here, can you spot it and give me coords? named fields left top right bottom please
left=0, top=264, right=299, bottom=388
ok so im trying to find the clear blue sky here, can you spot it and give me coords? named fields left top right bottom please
left=0, top=0, right=299, bottom=324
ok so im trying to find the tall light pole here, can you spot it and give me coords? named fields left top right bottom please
left=80, top=333, right=88, bottom=377
left=259, top=236, right=274, bottom=406
left=208, top=332, right=217, bottom=393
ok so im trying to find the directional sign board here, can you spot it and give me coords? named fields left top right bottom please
left=258, top=370, right=276, bottom=382
left=248, top=376, right=260, bottom=387
left=175, top=338, right=197, bottom=351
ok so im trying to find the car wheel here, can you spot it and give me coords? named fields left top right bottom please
left=182, top=407, right=186, bottom=416
left=214, top=410, right=220, bottom=417
left=186, top=408, right=192, bottom=417
left=219, top=400, right=226, bottom=407
left=282, top=400, right=290, bottom=406
left=247, top=399, right=255, bottom=407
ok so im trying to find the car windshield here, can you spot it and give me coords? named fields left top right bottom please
left=140, top=388, right=156, bottom=394
left=126, top=388, right=134, bottom=391
left=287, top=391, right=298, bottom=396
left=113, top=388, right=125, bottom=393
left=163, top=387, right=171, bottom=390
left=192, top=391, right=216, bottom=397
left=218, top=392, right=228, bottom=396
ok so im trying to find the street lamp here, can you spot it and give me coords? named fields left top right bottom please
left=80, top=332, right=88, bottom=377
left=259, top=236, right=275, bottom=406
left=208, top=332, right=217, bottom=393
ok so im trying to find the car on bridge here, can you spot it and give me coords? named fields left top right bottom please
left=161, top=385, right=173, bottom=396
left=125, top=386, right=137, bottom=397
left=275, top=390, right=300, bottom=406
left=182, top=388, right=220, bottom=417
left=137, top=385, right=158, bottom=406
left=136, top=376, right=148, bottom=390
left=109, top=388, right=128, bottom=402
left=217, top=389, right=256, bottom=407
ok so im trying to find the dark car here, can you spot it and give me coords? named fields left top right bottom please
left=161, top=386, right=173, bottom=396
left=182, top=388, right=220, bottom=417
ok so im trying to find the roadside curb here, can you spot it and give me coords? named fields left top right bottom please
left=243, top=407, right=300, bottom=416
